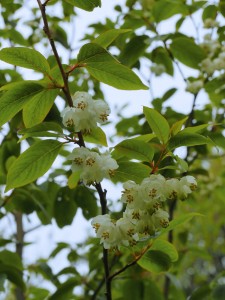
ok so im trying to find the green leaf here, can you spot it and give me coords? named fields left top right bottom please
left=170, top=37, right=206, bottom=69
left=181, top=124, right=209, bottom=134
left=27, top=286, right=50, bottom=300
left=152, top=0, right=188, bottom=23
left=143, top=106, right=170, bottom=144
left=77, top=43, right=148, bottom=90
left=0, top=264, right=25, bottom=291
left=138, top=250, right=172, bottom=273
left=0, top=47, right=51, bottom=74
left=144, top=279, right=164, bottom=300
left=83, top=126, right=108, bottom=146
left=168, top=132, right=210, bottom=150
left=118, top=35, right=149, bottom=67
left=151, top=47, right=174, bottom=76
left=64, top=0, right=101, bottom=11
left=202, top=5, right=217, bottom=21
left=112, top=162, right=151, bottom=184
left=113, top=139, right=154, bottom=161
left=93, top=29, right=131, bottom=48
left=54, top=188, right=77, bottom=228
left=189, top=285, right=212, bottom=300
left=18, top=122, right=63, bottom=141
left=23, top=89, right=58, bottom=127
left=212, top=284, right=225, bottom=300
left=151, top=240, right=178, bottom=262
left=170, top=117, right=188, bottom=136
left=68, top=171, right=81, bottom=189
left=74, top=186, right=98, bottom=220
left=48, top=278, right=78, bottom=300
left=6, top=140, right=62, bottom=191
left=0, top=250, right=23, bottom=271
left=160, top=213, right=203, bottom=236
left=133, top=133, right=156, bottom=142
left=0, top=81, right=44, bottom=127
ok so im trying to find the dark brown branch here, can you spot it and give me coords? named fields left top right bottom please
left=14, top=212, right=25, bottom=300
left=36, top=2, right=112, bottom=298
left=108, top=244, right=151, bottom=282
left=37, top=0, right=73, bottom=107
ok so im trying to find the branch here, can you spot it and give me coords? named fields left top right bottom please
left=37, top=0, right=73, bottom=107
left=36, top=2, right=112, bottom=298
left=14, top=212, right=25, bottom=300
left=108, top=244, right=151, bottom=282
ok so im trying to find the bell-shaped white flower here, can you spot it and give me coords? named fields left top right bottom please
left=68, top=147, right=118, bottom=184
left=61, top=91, right=111, bottom=132
left=93, top=100, right=111, bottom=124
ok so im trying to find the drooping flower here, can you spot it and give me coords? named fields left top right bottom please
left=61, top=91, right=110, bottom=132
left=68, top=147, right=118, bottom=184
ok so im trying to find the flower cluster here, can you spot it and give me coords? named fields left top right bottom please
left=92, top=174, right=197, bottom=249
left=68, top=147, right=118, bottom=184
left=61, top=92, right=110, bottom=132
left=200, top=34, right=225, bottom=75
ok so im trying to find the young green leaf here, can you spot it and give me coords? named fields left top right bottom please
left=170, top=117, right=188, bottom=136
left=93, top=29, right=131, bottom=48
left=5, top=140, right=62, bottom=191
left=0, top=81, right=44, bottom=127
left=64, top=0, right=101, bottom=11
left=0, top=47, right=51, bottom=75
left=68, top=171, right=81, bottom=189
left=170, top=37, right=206, bottom=69
left=113, top=139, right=154, bottom=161
left=83, top=126, right=108, bottom=146
left=23, top=89, right=58, bottom=127
left=77, top=43, right=148, bottom=90
left=143, top=107, right=170, bottom=144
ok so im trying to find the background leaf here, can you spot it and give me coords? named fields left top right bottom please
left=6, top=140, right=62, bottom=191
left=0, top=82, right=44, bottom=127
left=170, top=37, right=206, bottom=69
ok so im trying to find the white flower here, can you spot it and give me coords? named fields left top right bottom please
left=150, top=63, right=166, bottom=76
left=201, top=58, right=215, bottom=75
left=61, top=107, right=76, bottom=127
left=68, top=147, right=118, bottom=184
left=61, top=91, right=110, bottom=132
left=186, top=80, right=204, bottom=94
left=203, top=18, right=219, bottom=28
left=91, top=214, right=118, bottom=249
left=116, top=218, right=139, bottom=246
left=93, top=100, right=111, bottom=124
left=152, top=209, right=169, bottom=229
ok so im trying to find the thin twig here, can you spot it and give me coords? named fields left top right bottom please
left=37, top=0, right=73, bottom=107
left=108, top=244, right=151, bottom=282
